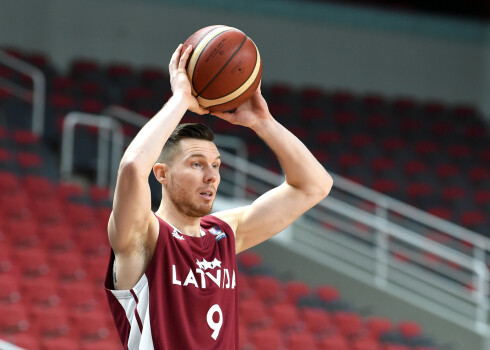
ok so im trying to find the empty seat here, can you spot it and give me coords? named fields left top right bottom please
left=251, top=275, right=283, bottom=302
left=332, top=311, right=364, bottom=338
left=284, top=280, right=310, bottom=304
left=301, top=307, right=332, bottom=334
left=317, top=333, right=349, bottom=350
left=32, top=307, right=70, bottom=339
left=287, top=330, right=318, bottom=350
left=0, top=273, right=21, bottom=305
left=249, top=328, right=284, bottom=350
left=269, top=303, right=301, bottom=331
left=0, top=304, right=30, bottom=336
left=365, top=316, right=393, bottom=340
left=398, top=320, right=422, bottom=338
left=239, top=298, right=269, bottom=328
left=71, top=309, right=112, bottom=341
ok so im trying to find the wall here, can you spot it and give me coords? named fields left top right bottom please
left=1, top=0, right=490, bottom=117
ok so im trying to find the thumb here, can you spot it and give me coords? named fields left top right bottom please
left=211, top=111, right=235, bottom=123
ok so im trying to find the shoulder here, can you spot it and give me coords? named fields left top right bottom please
left=201, top=214, right=235, bottom=236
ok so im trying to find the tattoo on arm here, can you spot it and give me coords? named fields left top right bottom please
left=113, top=264, right=118, bottom=290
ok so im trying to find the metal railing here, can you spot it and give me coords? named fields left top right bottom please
left=0, top=50, right=45, bottom=136
left=60, top=112, right=124, bottom=190
left=217, top=149, right=490, bottom=337
left=59, top=105, right=490, bottom=338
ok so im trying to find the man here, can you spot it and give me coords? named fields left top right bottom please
left=104, top=44, right=333, bottom=349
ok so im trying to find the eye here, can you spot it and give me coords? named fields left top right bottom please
left=192, top=162, right=201, bottom=168
left=212, top=163, right=220, bottom=169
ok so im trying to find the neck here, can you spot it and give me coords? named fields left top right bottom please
left=155, top=200, right=202, bottom=237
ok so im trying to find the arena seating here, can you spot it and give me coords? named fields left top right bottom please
left=0, top=47, right=485, bottom=348
left=1, top=47, right=487, bottom=234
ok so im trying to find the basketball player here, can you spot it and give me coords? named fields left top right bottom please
left=104, top=44, right=333, bottom=349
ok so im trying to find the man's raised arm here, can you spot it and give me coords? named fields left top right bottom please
left=213, top=86, right=333, bottom=253
left=108, top=45, right=207, bottom=255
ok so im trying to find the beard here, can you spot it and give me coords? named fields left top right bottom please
left=165, top=180, right=214, bottom=218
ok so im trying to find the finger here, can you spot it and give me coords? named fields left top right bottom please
left=169, top=44, right=183, bottom=73
left=178, top=45, right=193, bottom=71
left=196, top=106, right=210, bottom=115
left=211, top=111, right=234, bottom=123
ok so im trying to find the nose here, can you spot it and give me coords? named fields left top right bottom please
left=204, top=167, right=218, bottom=184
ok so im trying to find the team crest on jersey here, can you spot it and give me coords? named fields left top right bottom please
left=209, top=225, right=226, bottom=241
left=172, top=229, right=185, bottom=240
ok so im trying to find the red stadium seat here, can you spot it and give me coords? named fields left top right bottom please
left=249, top=328, right=284, bottom=350
left=317, top=333, right=349, bottom=350
left=80, top=339, right=122, bottom=350
left=284, top=280, right=311, bottom=304
left=414, top=140, right=439, bottom=157
left=372, top=179, right=400, bottom=196
left=6, top=220, right=39, bottom=249
left=301, top=308, right=332, bottom=334
left=350, top=133, right=374, bottom=148
left=269, top=303, right=301, bottom=331
left=39, top=223, right=75, bottom=253
left=14, top=247, right=50, bottom=279
left=251, top=275, right=283, bottom=302
left=90, top=185, right=111, bottom=203
left=21, top=275, right=61, bottom=308
left=59, top=281, right=98, bottom=312
left=237, top=251, right=263, bottom=269
left=371, top=157, right=395, bottom=173
left=398, top=320, right=422, bottom=338
left=0, top=244, right=14, bottom=274
left=23, top=175, right=54, bottom=199
left=57, top=181, right=84, bottom=201
left=71, top=309, right=112, bottom=341
left=316, top=285, right=340, bottom=302
left=352, top=337, right=379, bottom=350
left=0, top=171, right=21, bottom=194
left=0, top=273, right=21, bottom=305
left=40, top=337, right=78, bottom=350
left=435, top=164, right=459, bottom=180
left=239, top=298, right=269, bottom=328
left=287, top=330, right=318, bottom=350
left=332, top=311, right=364, bottom=338
left=32, top=307, right=70, bottom=339
left=382, top=137, right=406, bottom=153
left=0, top=304, right=30, bottom=336
left=403, top=160, right=428, bottom=177
left=365, top=317, right=393, bottom=340
left=50, top=251, right=87, bottom=283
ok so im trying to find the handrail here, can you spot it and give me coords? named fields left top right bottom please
left=60, top=112, right=124, bottom=190
left=0, top=50, right=46, bottom=136
left=216, top=149, right=490, bottom=336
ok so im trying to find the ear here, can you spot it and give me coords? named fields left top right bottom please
left=153, top=163, right=169, bottom=185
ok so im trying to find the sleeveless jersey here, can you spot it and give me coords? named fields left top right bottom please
left=104, top=214, right=238, bottom=349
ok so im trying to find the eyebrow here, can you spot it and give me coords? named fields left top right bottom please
left=186, top=153, right=221, bottom=161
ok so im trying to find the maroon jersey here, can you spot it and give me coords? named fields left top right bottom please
left=104, top=214, right=238, bottom=349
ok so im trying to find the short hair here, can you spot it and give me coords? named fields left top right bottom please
left=157, top=123, right=215, bottom=164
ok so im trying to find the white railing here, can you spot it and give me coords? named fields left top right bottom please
left=60, top=112, right=124, bottom=190
left=0, top=50, right=45, bottom=136
left=217, top=149, right=490, bottom=338
left=59, top=106, right=490, bottom=339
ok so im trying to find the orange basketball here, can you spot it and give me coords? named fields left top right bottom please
left=183, top=25, right=262, bottom=112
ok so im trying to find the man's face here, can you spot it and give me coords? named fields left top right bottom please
left=164, top=138, right=221, bottom=218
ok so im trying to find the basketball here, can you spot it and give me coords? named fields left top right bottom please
left=183, top=25, right=262, bottom=112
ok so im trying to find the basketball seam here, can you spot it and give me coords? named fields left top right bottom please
left=205, top=46, right=259, bottom=101
left=195, top=34, right=248, bottom=98
left=197, top=45, right=261, bottom=108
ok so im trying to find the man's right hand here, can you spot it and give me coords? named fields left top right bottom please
left=169, top=44, right=208, bottom=115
